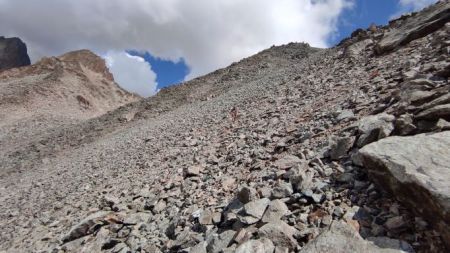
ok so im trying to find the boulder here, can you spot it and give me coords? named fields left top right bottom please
left=358, top=131, right=450, bottom=248
left=299, top=221, right=413, bottom=252
left=0, top=36, right=31, bottom=71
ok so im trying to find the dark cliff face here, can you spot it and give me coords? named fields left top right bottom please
left=0, top=36, right=31, bottom=71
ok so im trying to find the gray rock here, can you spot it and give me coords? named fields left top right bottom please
left=345, top=39, right=373, bottom=58
left=356, top=113, right=395, bottom=147
left=262, top=199, right=290, bottom=223
left=336, top=109, right=356, bottom=122
left=274, top=155, right=302, bottom=170
left=62, top=211, right=112, bottom=243
left=237, top=186, right=259, bottom=204
left=329, top=136, right=355, bottom=160
left=271, top=181, right=294, bottom=199
left=367, top=237, right=414, bottom=253
left=384, top=216, right=406, bottom=230
left=240, top=198, right=270, bottom=224
left=207, top=230, right=236, bottom=253
left=374, top=1, right=450, bottom=54
left=235, top=238, right=275, bottom=253
left=199, top=209, right=213, bottom=225
left=190, top=241, right=208, bottom=253
left=258, top=221, right=299, bottom=250
left=300, top=221, right=413, bottom=252
left=358, top=131, right=450, bottom=246
left=184, top=165, right=202, bottom=177
left=289, top=167, right=314, bottom=193
left=415, top=104, right=450, bottom=121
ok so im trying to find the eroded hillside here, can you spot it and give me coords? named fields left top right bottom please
left=0, top=1, right=449, bottom=253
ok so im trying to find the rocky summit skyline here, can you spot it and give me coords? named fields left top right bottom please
left=0, top=1, right=449, bottom=253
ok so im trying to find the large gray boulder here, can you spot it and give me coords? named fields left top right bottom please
left=300, top=221, right=413, bottom=253
left=0, top=36, right=31, bottom=71
left=374, top=1, right=450, bottom=54
left=357, top=131, right=450, bottom=247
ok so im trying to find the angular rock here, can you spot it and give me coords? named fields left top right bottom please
left=299, top=221, right=413, bottom=252
left=62, top=211, right=113, bottom=243
left=271, top=181, right=294, bottom=199
left=356, top=113, right=395, bottom=147
left=240, top=198, right=270, bottom=224
left=258, top=221, right=299, bottom=250
left=289, top=167, right=314, bottom=193
left=274, top=155, right=302, bottom=170
left=415, top=104, right=450, bottom=121
left=358, top=131, right=450, bottom=246
left=207, top=230, right=236, bottom=253
left=235, top=238, right=275, bottom=253
left=329, top=136, right=355, bottom=160
left=183, top=165, right=202, bottom=177
left=262, top=199, right=290, bottom=223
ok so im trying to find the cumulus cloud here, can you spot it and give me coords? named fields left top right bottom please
left=0, top=0, right=352, bottom=88
left=105, top=51, right=157, bottom=97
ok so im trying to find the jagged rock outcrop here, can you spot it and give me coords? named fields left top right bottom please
left=0, top=36, right=31, bottom=71
left=0, top=1, right=449, bottom=253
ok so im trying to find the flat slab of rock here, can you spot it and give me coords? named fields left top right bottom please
left=300, top=221, right=413, bottom=253
left=358, top=131, right=450, bottom=246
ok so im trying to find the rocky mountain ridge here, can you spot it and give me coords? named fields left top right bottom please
left=0, top=49, right=140, bottom=170
left=0, top=36, right=30, bottom=71
left=0, top=1, right=449, bottom=253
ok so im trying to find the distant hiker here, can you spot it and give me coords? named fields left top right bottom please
left=230, top=106, right=238, bottom=122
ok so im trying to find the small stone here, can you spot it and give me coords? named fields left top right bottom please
left=207, top=230, right=236, bottom=253
left=199, top=210, right=213, bottom=225
left=274, top=155, right=302, bottom=170
left=384, top=216, right=406, bottom=230
left=183, top=165, right=202, bottom=177
left=311, top=193, right=324, bottom=204
left=271, top=181, right=294, bottom=199
left=237, top=186, right=259, bottom=204
left=240, top=198, right=271, bottom=224
left=235, top=238, right=275, bottom=253
left=258, top=221, right=299, bottom=250
left=329, top=136, right=355, bottom=160
left=336, top=110, right=355, bottom=122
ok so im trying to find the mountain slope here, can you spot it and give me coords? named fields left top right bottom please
left=0, top=49, right=140, bottom=163
left=0, top=1, right=449, bottom=253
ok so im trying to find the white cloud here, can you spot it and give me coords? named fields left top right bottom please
left=0, top=0, right=352, bottom=81
left=105, top=51, right=157, bottom=97
left=399, top=0, right=437, bottom=11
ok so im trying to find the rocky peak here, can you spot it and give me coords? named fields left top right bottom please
left=0, top=36, right=31, bottom=71
left=58, top=49, right=114, bottom=81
